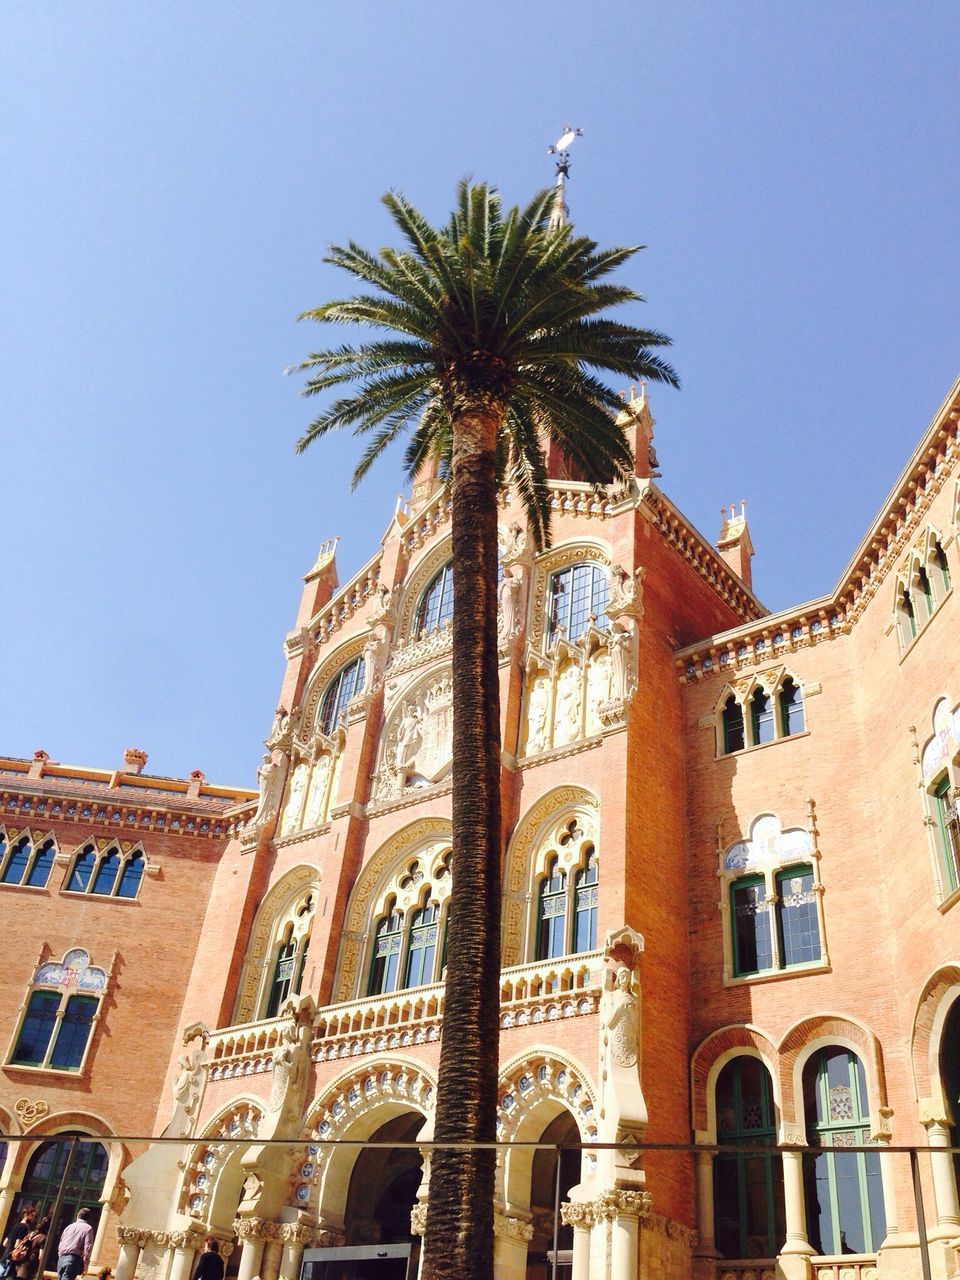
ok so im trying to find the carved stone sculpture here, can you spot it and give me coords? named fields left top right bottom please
left=607, top=564, right=645, bottom=620
left=597, top=929, right=648, bottom=1190
left=160, top=1048, right=206, bottom=1138
left=498, top=571, right=522, bottom=641
left=250, top=753, right=286, bottom=831
left=362, top=632, right=384, bottom=693
left=280, top=761, right=310, bottom=836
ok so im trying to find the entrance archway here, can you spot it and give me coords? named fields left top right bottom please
left=526, top=1111, right=580, bottom=1280
left=6, top=1134, right=108, bottom=1244
left=344, top=1111, right=424, bottom=1252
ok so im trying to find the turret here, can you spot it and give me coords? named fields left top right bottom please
left=716, top=501, right=755, bottom=590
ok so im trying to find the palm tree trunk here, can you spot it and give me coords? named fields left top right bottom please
left=421, top=406, right=503, bottom=1280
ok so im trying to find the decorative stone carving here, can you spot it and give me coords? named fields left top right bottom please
left=598, top=927, right=648, bottom=1188
left=249, top=753, right=287, bottom=833
left=553, top=663, right=583, bottom=747
left=501, top=521, right=529, bottom=566
left=168, top=1230, right=205, bottom=1251
left=161, top=1047, right=207, bottom=1138
left=232, top=1218, right=279, bottom=1242
left=115, top=1228, right=151, bottom=1248
left=493, top=1212, right=535, bottom=1242
left=607, top=564, right=645, bottom=621
left=603, top=967, right=640, bottom=1069
left=362, top=631, right=385, bottom=693
left=368, top=583, right=395, bottom=628
left=498, top=570, right=523, bottom=645
left=267, top=1016, right=311, bottom=1118
left=593, top=1187, right=652, bottom=1221
left=279, top=762, right=311, bottom=837
left=14, top=1098, right=48, bottom=1126
left=560, top=1202, right=596, bottom=1229
left=373, top=669, right=453, bottom=800
left=409, top=1202, right=428, bottom=1237
left=266, top=706, right=295, bottom=753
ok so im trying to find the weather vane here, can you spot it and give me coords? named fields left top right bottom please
left=547, top=125, right=583, bottom=228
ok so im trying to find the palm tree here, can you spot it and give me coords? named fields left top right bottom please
left=293, top=181, right=678, bottom=1280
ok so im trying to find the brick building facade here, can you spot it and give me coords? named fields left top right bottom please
left=1, top=377, right=958, bottom=1280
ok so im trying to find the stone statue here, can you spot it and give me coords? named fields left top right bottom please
left=267, top=1018, right=309, bottom=1118
left=303, top=753, right=332, bottom=829
left=362, top=632, right=383, bottom=693
left=597, top=946, right=647, bottom=1187
left=369, top=583, right=394, bottom=625
left=498, top=571, right=522, bottom=639
left=502, top=522, right=527, bottom=564
left=160, top=1049, right=205, bottom=1138
left=607, top=626, right=633, bottom=701
left=526, top=677, right=550, bottom=753
left=395, top=702, right=423, bottom=772
left=602, top=966, right=640, bottom=1071
left=553, top=663, right=583, bottom=746
left=280, top=761, right=309, bottom=836
left=608, top=564, right=645, bottom=620
left=251, top=753, right=285, bottom=830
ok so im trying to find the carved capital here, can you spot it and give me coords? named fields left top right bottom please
left=168, top=1230, right=205, bottom=1252
left=115, top=1228, right=150, bottom=1248
left=493, top=1212, right=534, bottom=1243
left=560, top=1202, right=595, bottom=1230
left=232, top=1218, right=278, bottom=1242
left=593, top=1188, right=652, bottom=1222
left=410, top=1203, right=428, bottom=1237
left=277, top=1223, right=315, bottom=1246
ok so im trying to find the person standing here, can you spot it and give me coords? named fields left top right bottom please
left=191, top=1238, right=223, bottom=1280
left=15, top=1216, right=50, bottom=1280
left=1, top=1208, right=36, bottom=1280
left=56, top=1208, right=93, bottom=1280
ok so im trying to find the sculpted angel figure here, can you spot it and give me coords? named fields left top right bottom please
left=251, top=753, right=284, bottom=829
left=498, top=571, right=522, bottom=639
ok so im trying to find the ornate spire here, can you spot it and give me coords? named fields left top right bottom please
left=546, top=125, right=583, bottom=230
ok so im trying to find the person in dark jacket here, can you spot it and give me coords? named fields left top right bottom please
left=1, top=1209, right=36, bottom=1280
left=191, top=1238, right=224, bottom=1280
left=15, top=1215, right=50, bottom=1280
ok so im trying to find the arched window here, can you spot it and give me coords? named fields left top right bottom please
left=714, top=1057, right=785, bottom=1259
left=26, top=840, right=56, bottom=889
left=415, top=563, right=454, bottom=636
left=115, top=852, right=144, bottom=899
left=803, top=1048, right=886, bottom=1255
left=91, top=850, right=121, bottom=896
left=265, top=930, right=297, bottom=1018
left=722, top=695, right=745, bottom=754
left=66, top=846, right=95, bottom=893
left=11, top=990, right=61, bottom=1066
left=548, top=564, right=609, bottom=641
left=537, top=857, right=568, bottom=960
left=573, top=850, right=599, bottom=952
left=9, top=949, right=107, bottom=1073
left=49, top=996, right=98, bottom=1070
left=731, top=877, right=773, bottom=976
left=935, top=540, right=952, bottom=595
left=9, top=1135, right=108, bottom=1240
left=933, top=776, right=960, bottom=897
left=776, top=865, right=821, bottom=966
left=1, top=837, right=31, bottom=885
left=939, top=999, right=960, bottom=1187
left=369, top=904, right=404, bottom=996
left=779, top=678, right=805, bottom=737
left=404, top=901, right=440, bottom=988
left=917, top=564, right=934, bottom=617
left=319, top=655, right=365, bottom=735
left=898, top=584, right=917, bottom=643
left=750, top=688, right=775, bottom=746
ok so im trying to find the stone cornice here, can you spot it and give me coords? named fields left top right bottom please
left=676, top=377, right=960, bottom=683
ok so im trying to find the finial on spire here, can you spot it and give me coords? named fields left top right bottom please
left=547, top=125, right=583, bottom=230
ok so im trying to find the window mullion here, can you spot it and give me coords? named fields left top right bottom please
left=43, top=1002, right=66, bottom=1067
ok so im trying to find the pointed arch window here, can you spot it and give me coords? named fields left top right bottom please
left=404, top=901, right=440, bottom=989
left=319, top=655, right=365, bottom=735
left=91, top=850, right=121, bottom=896
left=722, top=695, right=745, bottom=754
left=750, top=688, right=775, bottom=746
left=415, top=563, right=454, bottom=636
left=65, top=844, right=146, bottom=899
left=548, top=564, right=609, bottom=642
left=537, top=857, right=568, bottom=960
left=369, top=905, right=404, bottom=996
left=265, top=930, right=298, bottom=1019
left=66, top=846, right=95, bottom=892
left=779, top=678, right=805, bottom=737
left=573, top=850, right=599, bottom=952
left=714, top=1056, right=785, bottom=1259
left=9, top=949, right=107, bottom=1073
left=115, top=852, right=144, bottom=899
left=898, top=583, right=917, bottom=644
left=803, top=1048, right=886, bottom=1255
left=935, top=540, right=952, bottom=595
left=917, top=564, right=934, bottom=617
left=0, top=835, right=54, bottom=887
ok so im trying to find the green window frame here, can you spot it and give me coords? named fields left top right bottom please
left=722, top=695, right=745, bottom=754
left=751, top=688, right=775, bottom=745
left=714, top=1056, right=785, bottom=1259
left=933, top=776, right=960, bottom=896
left=935, top=540, right=951, bottom=594
left=779, top=678, right=805, bottom=737
left=731, top=876, right=773, bottom=976
left=537, top=858, right=568, bottom=960
left=8, top=1136, right=107, bottom=1243
left=368, top=908, right=403, bottom=996
left=776, top=864, right=821, bottom=966
left=803, top=1048, right=886, bottom=1256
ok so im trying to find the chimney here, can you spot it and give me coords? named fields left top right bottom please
left=716, top=502, right=755, bottom=590
left=123, top=748, right=148, bottom=776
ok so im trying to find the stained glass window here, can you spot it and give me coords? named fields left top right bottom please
left=66, top=846, right=96, bottom=893
left=548, top=564, right=609, bottom=642
left=404, top=902, right=440, bottom=988
left=573, top=851, right=598, bottom=952
left=537, top=858, right=568, bottom=960
left=714, top=1057, right=785, bottom=1259
left=1, top=837, right=31, bottom=885
left=732, top=878, right=773, bottom=975
left=803, top=1048, right=886, bottom=1255
left=11, top=990, right=60, bottom=1065
left=722, top=696, right=745, bottom=754
left=779, top=679, right=805, bottom=737
left=415, top=564, right=454, bottom=636
left=319, top=656, right=365, bottom=736
left=777, top=865, right=821, bottom=966
left=751, top=689, right=775, bottom=745
left=369, top=908, right=403, bottom=996
left=115, top=852, right=144, bottom=899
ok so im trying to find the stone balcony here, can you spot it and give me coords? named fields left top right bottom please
left=206, top=951, right=602, bottom=1081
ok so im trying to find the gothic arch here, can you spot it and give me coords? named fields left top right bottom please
left=911, top=962, right=960, bottom=1122
left=333, top=818, right=452, bottom=1002
left=528, top=538, right=612, bottom=651
left=300, top=633, right=369, bottom=743
left=779, top=1014, right=888, bottom=1141
left=8, top=1110, right=123, bottom=1212
left=502, top=786, right=599, bottom=967
left=396, top=535, right=453, bottom=641
left=234, top=865, right=321, bottom=1023
left=496, top=1048, right=599, bottom=1216
left=295, top=1056, right=437, bottom=1227
left=178, top=1096, right=263, bottom=1227
left=690, top=1024, right=780, bottom=1139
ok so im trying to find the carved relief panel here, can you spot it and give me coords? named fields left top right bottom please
left=372, top=665, right=453, bottom=804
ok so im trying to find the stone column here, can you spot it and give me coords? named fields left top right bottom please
left=779, top=1148, right=815, bottom=1280
left=492, top=1210, right=533, bottom=1280
left=167, top=1232, right=203, bottom=1280
left=595, top=1189, right=651, bottom=1280
left=278, top=1224, right=314, bottom=1280
left=114, top=1229, right=149, bottom=1280
left=560, top=1202, right=595, bottom=1280
left=234, top=1222, right=267, bottom=1280
left=693, top=1149, right=719, bottom=1260
left=925, top=1120, right=960, bottom=1239
left=259, top=1239, right=282, bottom=1280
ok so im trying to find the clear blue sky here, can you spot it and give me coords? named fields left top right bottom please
left=2, top=2, right=958, bottom=784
